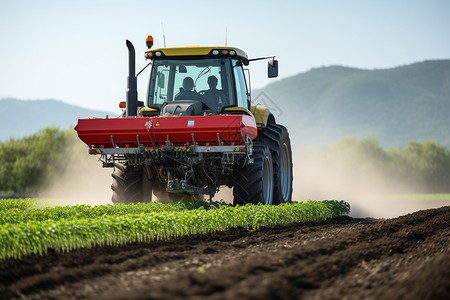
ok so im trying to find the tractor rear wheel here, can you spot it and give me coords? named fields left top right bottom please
left=111, top=163, right=152, bottom=204
left=260, top=124, right=293, bottom=204
left=233, top=144, right=274, bottom=205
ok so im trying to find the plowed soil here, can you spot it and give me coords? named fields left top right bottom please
left=1, top=206, right=449, bottom=300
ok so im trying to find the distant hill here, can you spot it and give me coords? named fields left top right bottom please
left=254, top=59, right=450, bottom=148
left=0, top=98, right=115, bottom=141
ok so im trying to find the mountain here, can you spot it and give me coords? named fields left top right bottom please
left=0, top=98, right=115, bottom=141
left=253, top=59, right=450, bottom=148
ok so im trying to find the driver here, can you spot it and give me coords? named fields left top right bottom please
left=202, top=76, right=227, bottom=111
left=175, top=77, right=202, bottom=101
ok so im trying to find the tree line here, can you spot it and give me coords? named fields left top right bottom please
left=319, top=137, right=450, bottom=193
left=0, top=128, right=84, bottom=197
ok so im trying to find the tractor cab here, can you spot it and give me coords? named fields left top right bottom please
left=143, top=46, right=251, bottom=117
left=141, top=41, right=278, bottom=122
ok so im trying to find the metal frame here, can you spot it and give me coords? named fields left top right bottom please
left=91, top=139, right=254, bottom=168
left=90, top=145, right=248, bottom=155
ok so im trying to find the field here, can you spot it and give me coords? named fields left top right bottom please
left=0, top=199, right=449, bottom=299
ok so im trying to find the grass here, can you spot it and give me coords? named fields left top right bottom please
left=0, top=199, right=350, bottom=260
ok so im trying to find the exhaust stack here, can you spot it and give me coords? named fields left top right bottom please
left=126, top=40, right=138, bottom=117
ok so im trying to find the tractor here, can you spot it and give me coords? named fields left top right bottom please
left=75, top=36, right=293, bottom=205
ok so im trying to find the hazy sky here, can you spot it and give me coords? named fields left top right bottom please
left=0, top=0, right=449, bottom=113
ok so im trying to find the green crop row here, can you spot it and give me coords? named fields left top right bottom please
left=0, top=199, right=221, bottom=225
left=0, top=200, right=350, bottom=260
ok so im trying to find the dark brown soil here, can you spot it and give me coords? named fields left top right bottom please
left=0, top=206, right=449, bottom=300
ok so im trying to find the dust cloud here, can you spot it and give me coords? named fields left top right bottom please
left=292, top=148, right=448, bottom=218
left=38, top=139, right=112, bottom=206
left=38, top=133, right=448, bottom=216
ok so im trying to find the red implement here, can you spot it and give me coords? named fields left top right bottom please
left=75, top=115, right=257, bottom=148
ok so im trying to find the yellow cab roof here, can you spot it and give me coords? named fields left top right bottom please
left=145, top=46, right=248, bottom=60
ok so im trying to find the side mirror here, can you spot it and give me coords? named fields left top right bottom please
left=157, top=72, right=165, bottom=88
left=268, top=59, right=278, bottom=78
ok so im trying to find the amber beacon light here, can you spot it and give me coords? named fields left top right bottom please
left=146, top=35, right=154, bottom=49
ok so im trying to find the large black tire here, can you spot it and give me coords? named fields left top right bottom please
left=259, top=124, right=293, bottom=204
left=111, top=163, right=152, bottom=204
left=233, top=144, right=274, bottom=205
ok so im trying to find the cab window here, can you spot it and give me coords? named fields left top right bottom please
left=148, top=58, right=235, bottom=111
left=232, top=60, right=248, bottom=109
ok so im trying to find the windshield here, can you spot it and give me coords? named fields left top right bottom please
left=147, top=58, right=235, bottom=111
